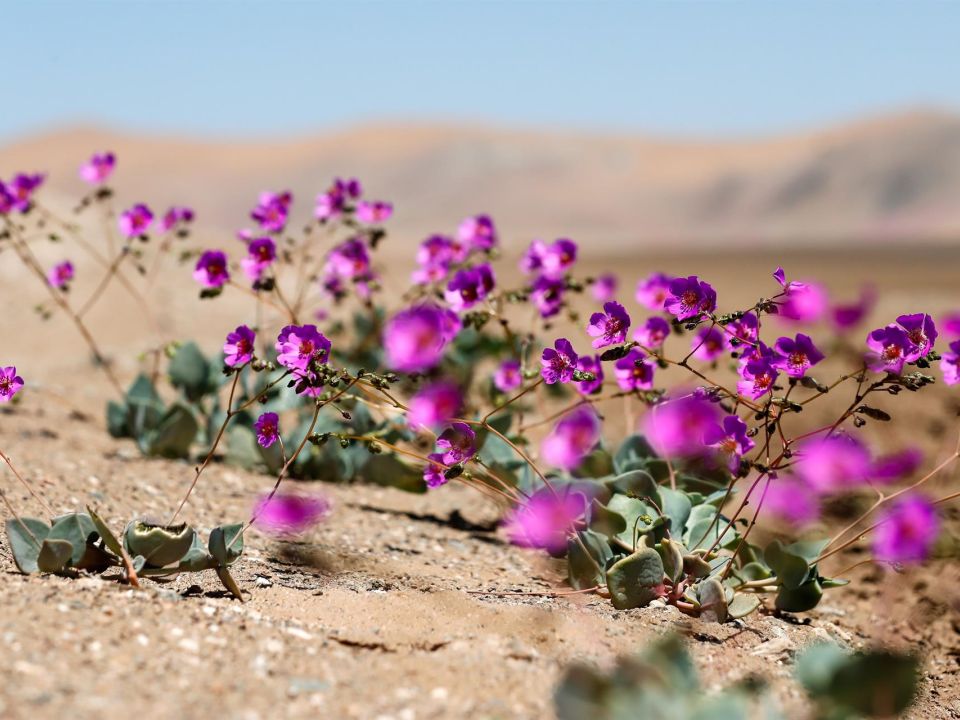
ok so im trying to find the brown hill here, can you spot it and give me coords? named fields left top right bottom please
left=2, top=109, right=960, bottom=254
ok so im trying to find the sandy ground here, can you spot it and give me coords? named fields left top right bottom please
left=1, top=241, right=960, bottom=718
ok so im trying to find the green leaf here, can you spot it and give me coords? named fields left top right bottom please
left=4, top=517, right=50, bottom=574
left=225, top=424, right=264, bottom=471
left=360, top=453, right=428, bottom=494
left=567, top=530, right=614, bottom=590
left=106, top=400, right=129, bottom=438
left=764, top=540, right=811, bottom=590
left=785, top=538, right=829, bottom=564
left=775, top=577, right=823, bottom=612
left=606, top=548, right=664, bottom=609
left=613, top=434, right=658, bottom=474
left=216, top=566, right=244, bottom=601
left=656, top=538, right=685, bottom=584
left=144, top=403, right=198, bottom=458
left=697, top=577, right=728, bottom=623
left=124, top=520, right=196, bottom=567
left=48, top=512, right=98, bottom=565
left=607, top=494, right=663, bottom=548
left=727, top=592, right=761, bottom=619
left=168, top=341, right=213, bottom=401
left=683, top=552, right=713, bottom=579
left=176, top=533, right=217, bottom=572
left=208, top=523, right=244, bottom=566
left=37, top=538, right=74, bottom=573
left=86, top=506, right=124, bottom=558
left=605, top=470, right=661, bottom=506
left=683, top=503, right=736, bottom=551
left=658, top=487, right=692, bottom=535
left=589, top=498, right=627, bottom=536
left=124, top=374, right=164, bottom=438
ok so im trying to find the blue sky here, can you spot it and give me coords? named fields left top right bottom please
left=4, top=1, right=959, bottom=141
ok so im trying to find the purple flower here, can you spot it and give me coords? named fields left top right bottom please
left=865, top=324, right=912, bottom=374
left=540, top=407, right=602, bottom=471
left=591, top=274, right=618, bottom=302
left=47, top=260, right=74, bottom=289
left=635, top=273, right=674, bottom=311
left=0, top=181, right=13, bottom=215
left=436, top=422, right=477, bottom=465
left=795, top=436, right=871, bottom=494
left=703, top=414, right=754, bottom=472
left=540, top=238, right=578, bottom=277
left=0, top=366, right=24, bottom=402
left=6, top=173, right=44, bottom=212
left=412, top=234, right=464, bottom=284
left=634, top=317, right=671, bottom=349
left=423, top=453, right=449, bottom=488
left=503, top=487, right=588, bottom=553
left=725, top=312, right=759, bottom=352
left=254, top=412, right=280, bottom=448
left=407, top=382, right=462, bottom=430
left=664, top=276, right=717, bottom=321
left=252, top=190, right=292, bottom=232
left=355, top=200, right=392, bottom=225
left=614, top=349, right=656, bottom=392
left=118, top=203, right=153, bottom=238
left=314, top=178, right=360, bottom=222
left=223, top=325, right=256, bottom=367
left=79, top=152, right=115, bottom=185
left=831, top=286, right=875, bottom=330
left=763, top=476, right=820, bottom=528
left=941, top=312, right=960, bottom=337
left=494, top=360, right=523, bottom=393
left=586, top=301, right=631, bottom=349
left=873, top=494, right=939, bottom=565
left=778, top=280, right=827, bottom=323
left=642, top=393, right=721, bottom=457
left=736, top=355, right=779, bottom=400
left=252, top=491, right=329, bottom=537
left=326, top=238, right=371, bottom=280
left=159, top=206, right=194, bottom=233
left=691, top=326, right=726, bottom=362
left=444, top=264, right=495, bottom=312
left=457, top=214, right=497, bottom=251
left=541, top=339, right=579, bottom=384
left=771, top=333, right=824, bottom=378
left=576, top=355, right=604, bottom=395
left=193, top=250, right=230, bottom=288
left=871, top=447, right=923, bottom=484
left=520, top=239, right=548, bottom=274
left=896, top=313, right=937, bottom=361
left=530, top=275, right=565, bottom=318
left=383, top=305, right=458, bottom=372
left=941, top=339, right=960, bottom=386
left=275, top=324, right=331, bottom=373
left=240, top=237, right=277, bottom=282
left=773, top=266, right=787, bottom=287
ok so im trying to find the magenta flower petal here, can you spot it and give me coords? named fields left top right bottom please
left=0, top=366, right=24, bottom=402
left=223, top=325, right=256, bottom=367
left=873, top=494, right=939, bottom=565
left=254, top=412, right=280, bottom=448
left=253, top=491, right=329, bottom=537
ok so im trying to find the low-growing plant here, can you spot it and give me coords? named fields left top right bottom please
left=554, top=635, right=920, bottom=719
left=1, top=153, right=959, bottom=618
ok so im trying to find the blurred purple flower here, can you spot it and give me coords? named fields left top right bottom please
left=159, top=206, right=195, bottom=233
left=635, top=272, right=674, bottom=311
left=634, top=316, right=671, bottom=349
left=254, top=412, right=280, bottom=448
left=444, top=263, right=495, bottom=312
left=47, top=260, right=74, bottom=289
left=520, top=239, right=548, bottom=274
left=763, top=476, right=819, bottom=528
left=940, top=312, right=960, bottom=337
left=408, top=381, right=462, bottom=430
left=240, top=237, right=277, bottom=282
left=252, top=190, right=292, bottom=232
left=355, top=200, right=392, bottom=225
left=691, top=326, right=725, bottom=362
left=383, top=305, right=458, bottom=372
left=539, top=238, right=578, bottom=277
left=778, top=280, right=827, bottom=323
left=118, top=203, right=153, bottom=238
left=193, top=250, right=230, bottom=288
left=253, top=492, right=329, bottom=537
left=503, top=487, right=588, bottom=554
left=458, top=214, right=497, bottom=251
left=80, top=152, right=116, bottom=185
left=6, top=173, right=44, bottom=212
left=587, top=301, right=631, bottom=349
left=871, top=447, right=923, bottom=484
left=873, top=494, right=939, bottom=565
left=795, top=435, right=871, bottom=494
left=831, top=286, right=875, bottom=330
left=423, top=453, right=448, bottom=488
left=576, top=355, right=604, bottom=395
left=541, top=338, right=579, bottom=384
left=614, top=349, right=656, bottom=391
left=223, top=325, right=256, bottom=367
left=494, top=360, right=523, bottom=393
left=664, top=276, right=716, bottom=321
left=941, top=339, right=960, bottom=386
left=530, top=275, right=565, bottom=318
left=0, top=366, right=24, bottom=403
left=591, top=273, right=618, bottom=302
left=541, top=407, right=602, bottom=471
left=642, top=392, right=721, bottom=457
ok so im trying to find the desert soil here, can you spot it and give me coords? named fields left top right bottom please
left=1, top=248, right=959, bottom=719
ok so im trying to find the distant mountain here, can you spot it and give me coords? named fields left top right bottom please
left=3, top=109, right=960, bottom=255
